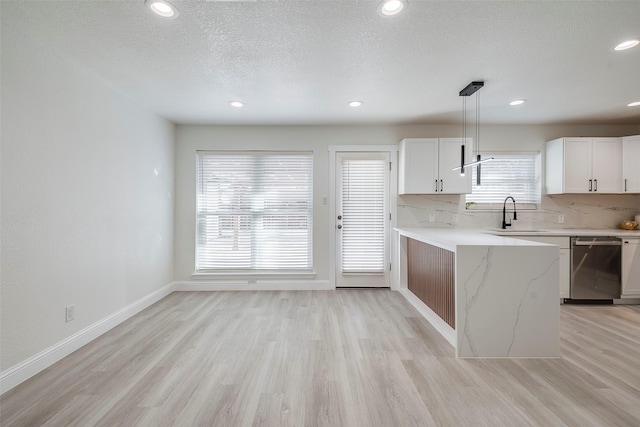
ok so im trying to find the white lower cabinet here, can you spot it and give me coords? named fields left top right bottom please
left=512, top=236, right=570, bottom=299
left=622, top=238, right=640, bottom=298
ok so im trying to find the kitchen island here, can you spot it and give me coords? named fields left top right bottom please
left=396, top=228, right=560, bottom=358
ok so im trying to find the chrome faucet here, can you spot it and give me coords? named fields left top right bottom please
left=502, top=196, right=517, bottom=229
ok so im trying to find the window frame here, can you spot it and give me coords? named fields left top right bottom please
left=194, top=150, right=314, bottom=276
left=465, top=151, right=542, bottom=211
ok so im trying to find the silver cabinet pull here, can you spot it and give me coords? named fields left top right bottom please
left=434, top=180, right=438, bottom=192
left=594, top=179, right=598, bottom=192
left=625, top=179, right=627, bottom=192
left=440, top=179, right=443, bottom=192
left=589, top=179, right=592, bottom=191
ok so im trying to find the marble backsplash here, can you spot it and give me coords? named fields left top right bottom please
left=398, top=194, right=640, bottom=230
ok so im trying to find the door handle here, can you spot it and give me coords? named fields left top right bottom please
left=625, top=178, right=627, bottom=192
left=594, top=179, right=598, bottom=192
left=337, top=225, right=342, bottom=229
left=589, top=179, right=592, bottom=191
left=440, top=179, right=443, bottom=192
left=435, top=180, right=438, bottom=192
left=573, top=240, right=621, bottom=246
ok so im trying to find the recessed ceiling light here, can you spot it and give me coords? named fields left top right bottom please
left=349, top=101, right=363, bottom=107
left=378, top=0, right=407, bottom=17
left=229, top=101, right=244, bottom=108
left=510, top=99, right=526, bottom=106
left=145, top=0, right=179, bottom=19
left=628, top=101, right=640, bottom=107
left=614, top=39, right=639, bottom=51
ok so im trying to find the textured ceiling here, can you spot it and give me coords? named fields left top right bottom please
left=3, top=0, right=640, bottom=125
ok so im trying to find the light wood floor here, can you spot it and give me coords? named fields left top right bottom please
left=1, top=291, right=639, bottom=426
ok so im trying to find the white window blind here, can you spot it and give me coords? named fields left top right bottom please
left=196, top=151, right=313, bottom=271
left=341, top=159, right=387, bottom=273
left=466, top=153, right=541, bottom=209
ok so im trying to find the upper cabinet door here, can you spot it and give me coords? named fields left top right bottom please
left=398, top=138, right=439, bottom=194
left=546, top=137, right=623, bottom=194
left=622, top=135, right=640, bottom=193
left=438, top=138, right=472, bottom=194
left=591, top=137, right=622, bottom=193
left=563, top=138, right=592, bottom=193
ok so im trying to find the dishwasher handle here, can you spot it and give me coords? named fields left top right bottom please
left=572, top=240, right=622, bottom=246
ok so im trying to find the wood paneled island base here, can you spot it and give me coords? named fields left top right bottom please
left=407, top=238, right=455, bottom=328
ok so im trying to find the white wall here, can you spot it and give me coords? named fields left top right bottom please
left=175, top=123, right=640, bottom=282
left=175, top=125, right=401, bottom=282
left=0, top=23, right=175, bottom=371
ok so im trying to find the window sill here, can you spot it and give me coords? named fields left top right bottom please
left=191, top=270, right=317, bottom=281
left=465, top=203, right=538, bottom=212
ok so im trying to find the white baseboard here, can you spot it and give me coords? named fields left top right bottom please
left=1, top=279, right=334, bottom=394
left=398, top=288, right=456, bottom=347
left=175, top=279, right=333, bottom=291
left=0, top=282, right=177, bottom=395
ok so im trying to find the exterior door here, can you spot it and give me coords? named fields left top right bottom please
left=335, top=152, right=390, bottom=287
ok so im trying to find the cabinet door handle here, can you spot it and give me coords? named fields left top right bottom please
left=435, top=180, right=438, bottom=192
left=594, top=179, right=598, bottom=192
left=440, top=179, right=443, bottom=192
left=625, top=179, right=627, bottom=192
left=589, top=179, right=592, bottom=191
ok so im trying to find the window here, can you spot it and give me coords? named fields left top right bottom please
left=465, top=152, right=541, bottom=210
left=196, top=151, right=313, bottom=272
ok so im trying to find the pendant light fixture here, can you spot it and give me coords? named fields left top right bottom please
left=452, top=81, right=493, bottom=185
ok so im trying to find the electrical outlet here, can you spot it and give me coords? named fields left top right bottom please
left=453, top=214, right=459, bottom=224
left=558, top=215, right=565, bottom=224
left=429, top=214, right=435, bottom=223
left=65, top=305, right=74, bottom=323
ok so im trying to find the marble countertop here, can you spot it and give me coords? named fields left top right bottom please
left=395, top=228, right=554, bottom=252
left=484, top=228, right=640, bottom=237
left=396, top=227, right=640, bottom=252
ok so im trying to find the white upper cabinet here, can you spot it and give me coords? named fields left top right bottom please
left=622, top=135, right=640, bottom=193
left=399, top=138, right=472, bottom=194
left=399, top=138, right=439, bottom=194
left=562, top=138, right=592, bottom=193
left=545, top=137, right=622, bottom=194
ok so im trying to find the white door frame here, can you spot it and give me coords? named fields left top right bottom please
left=328, top=145, right=398, bottom=289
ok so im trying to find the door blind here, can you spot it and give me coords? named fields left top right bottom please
left=341, top=159, right=387, bottom=273
left=196, top=151, right=313, bottom=271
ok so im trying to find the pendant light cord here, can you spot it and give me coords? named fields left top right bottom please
left=476, top=91, right=480, bottom=155
left=462, top=96, right=466, bottom=145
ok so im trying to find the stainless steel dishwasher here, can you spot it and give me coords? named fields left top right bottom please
left=569, top=237, right=622, bottom=302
